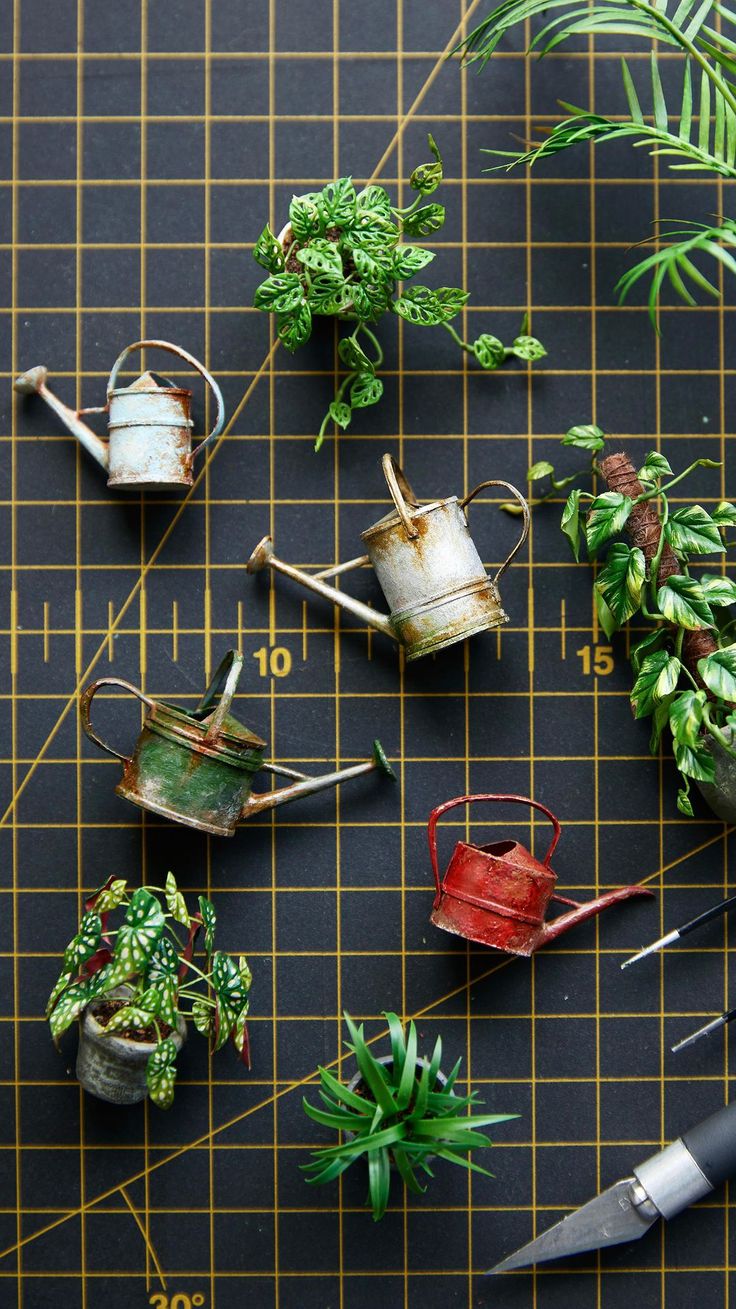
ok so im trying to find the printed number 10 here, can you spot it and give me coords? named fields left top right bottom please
left=253, top=646, right=292, bottom=677
left=576, top=645, right=614, bottom=676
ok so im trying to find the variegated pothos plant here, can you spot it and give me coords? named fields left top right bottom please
left=517, top=425, right=736, bottom=815
left=47, top=875, right=252, bottom=1108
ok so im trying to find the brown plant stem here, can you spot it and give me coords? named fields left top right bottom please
left=599, top=451, right=718, bottom=676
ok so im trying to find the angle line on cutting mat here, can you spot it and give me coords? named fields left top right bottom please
left=0, top=0, right=486, bottom=834
left=120, top=1187, right=167, bottom=1294
left=0, top=818, right=727, bottom=1265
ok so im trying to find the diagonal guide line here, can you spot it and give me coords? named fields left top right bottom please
left=120, top=1187, right=167, bottom=1293
left=0, top=823, right=725, bottom=1264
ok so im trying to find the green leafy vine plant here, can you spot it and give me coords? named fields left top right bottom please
left=47, top=874, right=252, bottom=1108
left=516, top=426, right=736, bottom=815
left=302, top=1011, right=517, bottom=1221
left=456, top=0, right=736, bottom=324
left=252, top=135, right=545, bottom=449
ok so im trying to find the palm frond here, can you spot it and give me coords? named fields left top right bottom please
left=615, top=219, right=736, bottom=325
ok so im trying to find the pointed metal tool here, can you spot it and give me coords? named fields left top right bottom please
left=488, top=1101, right=736, bottom=1273
left=673, top=1005, right=736, bottom=1054
left=621, top=894, right=736, bottom=969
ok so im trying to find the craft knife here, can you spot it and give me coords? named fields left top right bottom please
left=621, top=894, right=736, bottom=969
left=489, top=1101, right=736, bottom=1273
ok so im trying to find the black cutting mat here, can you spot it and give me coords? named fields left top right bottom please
left=2, top=1, right=736, bottom=1306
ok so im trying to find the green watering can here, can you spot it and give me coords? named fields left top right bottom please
left=80, top=650, right=394, bottom=837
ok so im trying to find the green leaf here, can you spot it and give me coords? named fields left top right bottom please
left=561, top=487, right=582, bottom=561
left=192, top=997, right=216, bottom=1037
left=528, top=460, right=555, bottom=482
left=650, top=700, right=672, bottom=754
left=393, top=244, right=435, bottom=277
left=677, top=782, right=695, bottom=817
left=351, top=279, right=390, bottom=320
left=277, top=302, right=312, bottom=352
left=473, top=333, right=507, bottom=369
left=356, top=184, right=392, bottom=218
left=198, top=896, right=217, bottom=956
left=253, top=223, right=285, bottom=273
left=665, top=505, right=725, bottom=556
left=62, top=911, right=102, bottom=976
left=350, top=373, right=384, bottom=409
left=146, top=1038, right=178, bottom=1110
left=637, top=450, right=673, bottom=480
left=150, top=975, right=178, bottom=1026
left=631, top=650, right=679, bottom=719
left=289, top=193, right=323, bottom=241
left=48, top=979, right=92, bottom=1041
left=585, top=492, right=633, bottom=555
left=562, top=424, right=605, bottom=451
left=238, top=955, right=253, bottom=994
left=146, top=936, right=179, bottom=983
left=401, top=204, right=446, bottom=237
left=343, top=1013, right=397, bottom=1116
left=669, top=688, right=706, bottom=746
left=338, top=336, right=374, bottom=373
left=254, top=272, right=304, bottom=314
left=112, top=889, right=164, bottom=975
left=409, top=133, right=443, bottom=196
left=594, top=543, right=646, bottom=634
left=657, top=574, right=715, bottom=629
left=211, top=951, right=248, bottom=1050
left=89, top=878, right=127, bottom=913
left=631, top=627, right=667, bottom=675
left=511, top=334, right=547, bottom=361
left=165, top=872, right=189, bottom=926
left=673, top=736, right=716, bottom=783
left=102, top=987, right=161, bottom=1034
left=320, top=177, right=357, bottom=226
left=699, top=574, right=736, bottom=606
left=328, top=400, right=352, bottom=430
left=297, top=239, right=343, bottom=277
left=713, top=501, right=736, bottom=527
left=431, top=286, right=470, bottom=321
left=698, top=643, right=736, bottom=700
left=392, top=285, right=445, bottom=326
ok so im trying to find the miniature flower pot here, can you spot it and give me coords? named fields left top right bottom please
left=76, top=987, right=186, bottom=1106
left=346, top=1055, right=449, bottom=1163
left=696, top=728, right=736, bottom=823
left=277, top=222, right=356, bottom=315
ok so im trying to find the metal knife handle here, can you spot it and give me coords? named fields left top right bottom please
left=634, top=1140, right=712, bottom=1220
left=681, top=1101, right=736, bottom=1190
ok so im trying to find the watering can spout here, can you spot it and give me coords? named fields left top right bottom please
left=246, top=535, right=396, bottom=641
left=540, top=884, right=654, bottom=946
left=14, top=365, right=110, bottom=470
left=239, top=738, right=395, bottom=819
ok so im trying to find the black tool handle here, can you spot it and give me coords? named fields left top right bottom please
left=679, top=895, right=736, bottom=937
left=682, top=1101, right=736, bottom=1188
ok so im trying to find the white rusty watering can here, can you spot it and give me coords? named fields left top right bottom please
left=14, top=339, right=225, bottom=490
left=247, top=454, right=530, bottom=662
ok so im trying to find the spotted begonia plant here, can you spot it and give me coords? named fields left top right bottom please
left=47, top=875, right=252, bottom=1108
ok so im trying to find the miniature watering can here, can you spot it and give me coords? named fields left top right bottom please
left=14, top=339, right=225, bottom=490
left=80, top=650, right=394, bottom=836
left=246, top=453, right=530, bottom=662
left=428, top=794, right=652, bottom=956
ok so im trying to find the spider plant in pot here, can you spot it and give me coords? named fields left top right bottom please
left=47, top=874, right=252, bottom=1108
left=302, top=1011, right=517, bottom=1221
left=513, top=424, right=736, bottom=818
left=456, top=0, right=736, bottom=323
left=252, top=134, right=545, bottom=449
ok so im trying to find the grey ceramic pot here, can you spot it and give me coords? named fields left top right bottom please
left=696, top=728, right=736, bottom=823
left=76, top=986, right=186, bottom=1106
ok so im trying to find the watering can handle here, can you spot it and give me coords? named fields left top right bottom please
left=382, top=453, right=421, bottom=539
left=459, top=480, right=530, bottom=586
left=80, top=676, right=156, bottom=764
left=427, top=793, right=562, bottom=906
left=106, top=339, right=226, bottom=460
left=195, top=649, right=245, bottom=741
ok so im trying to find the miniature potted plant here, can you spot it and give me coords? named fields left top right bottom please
left=301, top=1011, right=517, bottom=1221
left=252, top=135, right=545, bottom=449
left=513, top=426, right=736, bottom=818
left=457, top=0, right=736, bottom=321
left=47, top=874, right=252, bottom=1107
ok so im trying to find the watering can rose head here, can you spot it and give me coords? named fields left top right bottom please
left=515, top=426, right=736, bottom=820
left=47, top=875, right=252, bottom=1108
left=251, top=134, right=545, bottom=450
left=13, top=339, right=225, bottom=490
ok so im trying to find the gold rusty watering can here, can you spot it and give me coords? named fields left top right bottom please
left=80, top=650, right=394, bottom=836
left=247, top=454, right=530, bottom=662
left=14, top=339, right=225, bottom=490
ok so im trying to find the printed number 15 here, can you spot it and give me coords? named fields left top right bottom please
left=576, top=644, right=614, bottom=676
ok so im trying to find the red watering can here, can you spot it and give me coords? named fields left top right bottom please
left=428, top=793, right=652, bottom=957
